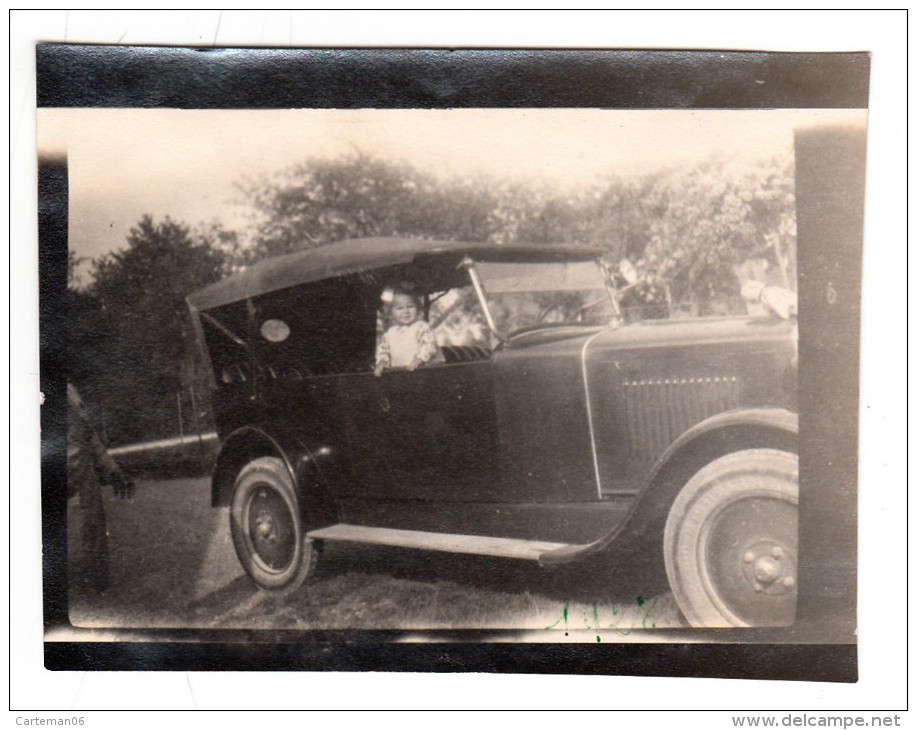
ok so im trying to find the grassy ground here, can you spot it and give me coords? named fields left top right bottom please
left=68, top=477, right=685, bottom=636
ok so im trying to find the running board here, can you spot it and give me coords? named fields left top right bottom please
left=306, top=523, right=573, bottom=562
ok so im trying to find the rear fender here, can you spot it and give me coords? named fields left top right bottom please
left=540, top=408, right=798, bottom=566
left=211, top=426, right=338, bottom=528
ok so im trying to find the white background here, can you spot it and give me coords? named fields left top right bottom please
left=8, top=9, right=908, bottom=718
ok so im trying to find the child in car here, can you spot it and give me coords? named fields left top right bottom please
left=374, top=284, right=442, bottom=376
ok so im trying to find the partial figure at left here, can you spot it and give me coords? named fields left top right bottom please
left=67, top=381, right=135, bottom=596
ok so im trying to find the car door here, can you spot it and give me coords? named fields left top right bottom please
left=337, top=359, right=499, bottom=502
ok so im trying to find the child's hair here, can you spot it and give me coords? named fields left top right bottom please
left=381, top=281, right=421, bottom=312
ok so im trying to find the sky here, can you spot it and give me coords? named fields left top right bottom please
left=38, top=107, right=865, bottom=273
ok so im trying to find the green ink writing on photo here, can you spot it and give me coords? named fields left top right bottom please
left=545, top=595, right=662, bottom=636
left=638, top=595, right=657, bottom=628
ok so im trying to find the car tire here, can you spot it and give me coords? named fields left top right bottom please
left=663, top=449, right=798, bottom=628
left=230, top=456, right=318, bottom=594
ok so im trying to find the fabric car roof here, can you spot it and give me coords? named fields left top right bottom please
left=187, top=237, right=604, bottom=311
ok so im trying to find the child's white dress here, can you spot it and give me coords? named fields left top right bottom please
left=375, top=320, right=439, bottom=369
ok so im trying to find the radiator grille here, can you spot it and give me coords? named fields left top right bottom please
left=622, top=376, right=739, bottom=461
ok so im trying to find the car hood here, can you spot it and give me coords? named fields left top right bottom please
left=504, top=316, right=795, bottom=353
left=587, top=315, right=796, bottom=352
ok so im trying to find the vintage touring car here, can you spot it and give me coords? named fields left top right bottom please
left=187, top=238, right=798, bottom=627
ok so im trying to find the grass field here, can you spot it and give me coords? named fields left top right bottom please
left=68, top=477, right=685, bottom=637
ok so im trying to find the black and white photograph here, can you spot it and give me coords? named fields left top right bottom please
left=13, top=12, right=906, bottom=714
left=42, top=103, right=863, bottom=641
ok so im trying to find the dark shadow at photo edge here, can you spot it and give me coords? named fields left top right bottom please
left=38, top=47, right=865, bottom=679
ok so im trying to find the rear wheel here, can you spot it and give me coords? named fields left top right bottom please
left=230, top=456, right=318, bottom=594
left=664, top=449, right=798, bottom=627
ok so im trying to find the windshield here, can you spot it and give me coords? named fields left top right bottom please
left=474, top=260, right=615, bottom=336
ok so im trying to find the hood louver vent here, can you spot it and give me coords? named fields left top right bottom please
left=622, top=376, right=739, bottom=461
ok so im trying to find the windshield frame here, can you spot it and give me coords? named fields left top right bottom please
left=461, top=256, right=620, bottom=340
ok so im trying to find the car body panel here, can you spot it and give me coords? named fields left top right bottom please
left=337, top=362, right=499, bottom=502
left=492, top=338, right=599, bottom=503
left=583, top=316, right=797, bottom=493
left=190, top=238, right=797, bottom=556
left=540, top=406, right=799, bottom=565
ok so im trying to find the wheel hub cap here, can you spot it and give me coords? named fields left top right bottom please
left=255, top=513, right=275, bottom=541
left=742, top=541, right=796, bottom=595
left=245, top=485, right=296, bottom=572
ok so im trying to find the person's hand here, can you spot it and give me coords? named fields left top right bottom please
left=407, top=356, right=422, bottom=371
left=374, top=363, right=385, bottom=377
left=110, top=472, right=135, bottom=500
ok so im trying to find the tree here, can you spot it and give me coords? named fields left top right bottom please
left=243, top=152, right=426, bottom=256
left=240, top=149, right=796, bottom=318
left=75, top=216, right=228, bottom=444
left=508, top=156, right=796, bottom=317
left=241, top=151, right=545, bottom=258
left=633, top=155, right=796, bottom=315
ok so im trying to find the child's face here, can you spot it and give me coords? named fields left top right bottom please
left=391, top=294, right=419, bottom=326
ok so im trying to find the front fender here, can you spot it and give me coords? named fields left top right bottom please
left=645, top=407, right=798, bottom=490
left=540, top=407, right=798, bottom=567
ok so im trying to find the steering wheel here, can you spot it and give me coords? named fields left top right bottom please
left=536, top=301, right=566, bottom=323
left=537, top=297, right=608, bottom=324
left=578, top=296, right=608, bottom=314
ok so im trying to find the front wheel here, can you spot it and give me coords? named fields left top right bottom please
left=230, top=456, right=319, bottom=594
left=664, top=449, right=798, bottom=627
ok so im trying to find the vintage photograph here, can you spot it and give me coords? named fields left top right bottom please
left=42, top=105, right=862, bottom=635
left=34, top=46, right=870, bottom=680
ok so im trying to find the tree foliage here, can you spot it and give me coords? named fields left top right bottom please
left=243, top=151, right=795, bottom=316
left=71, top=216, right=227, bottom=444
left=70, top=151, right=796, bottom=444
left=635, top=156, right=796, bottom=315
left=241, top=151, right=542, bottom=257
